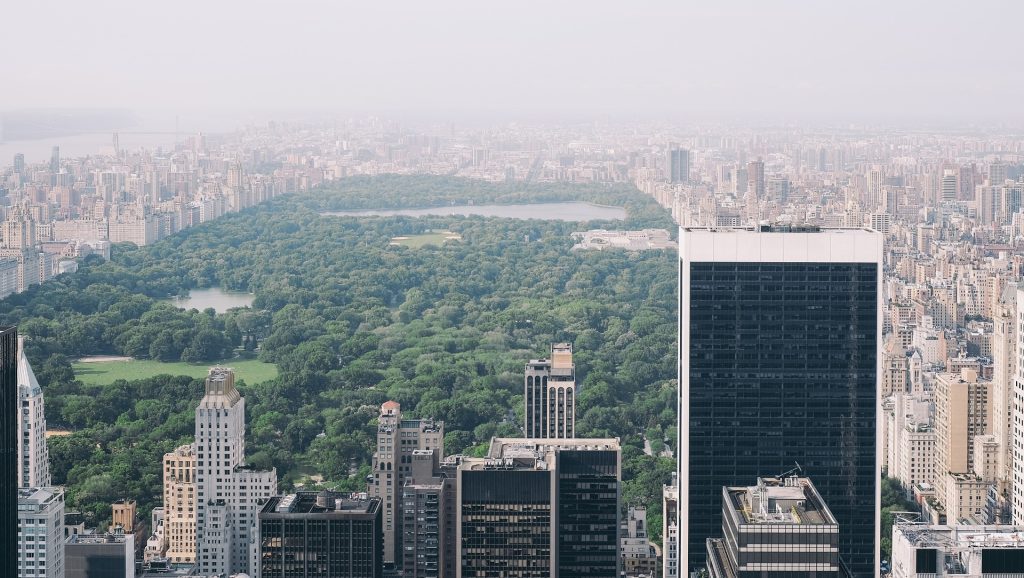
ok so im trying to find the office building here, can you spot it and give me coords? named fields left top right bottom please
left=456, top=437, right=620, bottom=578
left=49, top=146, right=59, bottom=173
left=706, top=477, right=840, bottom=578
left=66, top=531, right=134, bottom=578
left=13, top=153, right=25, bottom=174
left=17, top=336, right=50, bottom=488
left=1, top=326, right=18, bottom=578
left=679, top=226, right=881, bottom=577
left=17, top=486, right=65, bottom=578
left=367, top=401, right=444, bottom=567
left=163, top=443, right=196, bottom=563
left=195, top=367, right=277, bottom=577
left=663, top=473, right=679, bottom=578
left=524, top=342, right=576, bottom=439
left=667, top=147, right=690, bottom=184
left=892, top=523, right=1024, bottom=578
left=256, top=492, right=383, bottom=578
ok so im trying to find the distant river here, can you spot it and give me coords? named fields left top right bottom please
left=321, top=202, right=627, bottom=221
left=169, top=288, right=254, bottom=313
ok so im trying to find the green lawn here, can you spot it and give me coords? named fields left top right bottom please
left=390, top=230, right=461, bottom=248
left=72, top=358, right=278, bottom=386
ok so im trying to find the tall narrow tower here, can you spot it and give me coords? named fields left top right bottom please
left=195, top=367, right=276, bottom=577
left=524, top=343, right=576, bottom=439
left=678, top=226, right=881, bottom=578
left=17, top=337, right=49, bottom=488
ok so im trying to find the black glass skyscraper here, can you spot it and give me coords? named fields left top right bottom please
left=1, top=326, right=18, bottom=578
left=678, top=227, right=880, bottom=578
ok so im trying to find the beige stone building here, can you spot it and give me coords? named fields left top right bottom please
left=935, top=368, right=990, bottom=504
left=163, top=444, right=196, bottom=563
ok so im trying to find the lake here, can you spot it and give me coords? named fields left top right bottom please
left=169, top=288, right=254, bottom=312
left=321, top=202, right=627, bottom=221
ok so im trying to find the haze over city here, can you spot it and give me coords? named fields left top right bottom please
left=4, top=0, right=1024, bottom=123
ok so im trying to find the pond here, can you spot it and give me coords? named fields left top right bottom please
left=321, top=201, right=627, bottom=221
left=169, top=288, right=254, bottom=313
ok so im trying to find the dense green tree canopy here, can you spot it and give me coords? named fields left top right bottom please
left=4, top=175, right=679, bottom=537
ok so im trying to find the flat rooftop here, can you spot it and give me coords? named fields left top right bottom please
left=727, top=477, right=837, bottom=526
left=462, top=437, right=620, bottom=472
left=262, top=492, right=380, bottom=516
left=896, top=524, right=1024, bottom=549
left=680, top=226, right=882, bottom=264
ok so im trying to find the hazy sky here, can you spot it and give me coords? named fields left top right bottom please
left=4, top=0, right=1023, bottom=122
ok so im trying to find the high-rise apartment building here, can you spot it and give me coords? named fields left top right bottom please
left=524, top=342, right=576, bottom=439
left=368, top=401, right=444, bottom=567
left=935, top=368, right=990, bottom=506
left=667, top=147, right=690, bottom=184
left=163, top=444, right=196, bottom=563
left=17, top=337, right=49, bottom=488
left=17, top=486, right=65, bottom=578
left=678, top=226, right=881, bottom=577
left=1, top=326, right=19, bottom=578
left=993, top=287, right=1016, bottom=512
left=1012, top=284, right=1024, bottom=524
left=256, top=492, right=383, bottom=578
left=456, top=437, right=621, bottom=578
left=401, top=449, right=456, bottom=578
left=746, top=159, right=765, bottom=199
left=195, top=367, right=277, bottom=576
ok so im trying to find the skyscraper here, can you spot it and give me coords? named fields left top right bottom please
left=17, top=337, right=50, bottom=488
left=524, top=343, right=576, bottom=439
left=456, top=437, right=621, bottom=578
left=13, top=153, right=25, bottom=175
left=49, top=146, right=60, bottom=173
left=678, top=226, right=881, bottom=577
left=667, top=147, right=691, bottom=184
left=1, top=326, right=18, bottom=578
left=194, top=367, right=276, bottom=576
left=367, top=401, right=444, bottom=567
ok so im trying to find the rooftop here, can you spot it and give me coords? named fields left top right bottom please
left=727, top=477, right=836, bottom=526
left=261, top=491, right=380, bottom=516
left=896, top=524, right=1024, bottom=549
left=466, top=437, right=620, bottom=471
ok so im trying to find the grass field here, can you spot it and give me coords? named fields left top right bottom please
left=72, top=357, right=279, bottom=386
left=390, top=230, right=462, bottom=248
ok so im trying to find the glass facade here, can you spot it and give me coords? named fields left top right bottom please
left=685, top=262, right=877, bottom=577
left=460, top=470, right=552, bottom=578
left=1, top=326, right=17, bottom=578
left=557, top=450, right=619, bottom=578
left=258, top=499, right=383, bottom=578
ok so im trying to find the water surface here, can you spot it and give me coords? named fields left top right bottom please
left=322, top=201, right=626, bottom=221
left=170, top=287, right=254, bottom=313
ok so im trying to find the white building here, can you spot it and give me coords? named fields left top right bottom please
left=1013, top=284, right=1024, bottom=524
left=17, top=337, right=50, bottom=488
left=663, top=473, right=679, bottom=578
left=195, top=367, right=276, bottom=576
left=893, top=523, right=1024, bottom=577
left=17, top=487, right=65, bottom=578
